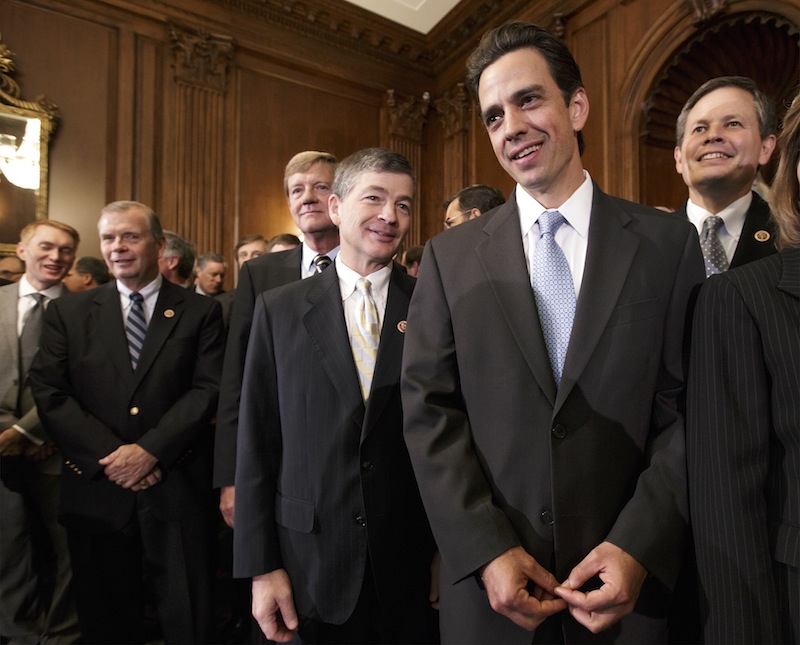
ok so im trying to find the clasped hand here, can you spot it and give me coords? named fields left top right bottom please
left=484, top=542, right=646, bottom=634
left=99, top=443, right=161, bottom=491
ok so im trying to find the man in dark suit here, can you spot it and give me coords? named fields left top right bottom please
left=30, top=201, right=225, bottom=644
left=1, top=221, right=80, bottom=644
left=401, top=23, right=704, bottom=643
left=234, top=148, right=437, bottom=643
left=687, top=91, right=800, bottom=645
left=214, top=150, right=340, bottom=528
left=215, top=234, right=269, bottom=328
left=674, top=76, right=778, bottom=276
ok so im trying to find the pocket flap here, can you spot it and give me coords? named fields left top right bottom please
left=275, top=493, right=315, bottom=533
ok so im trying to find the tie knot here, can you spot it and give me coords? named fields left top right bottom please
left=130, top=292, right=144, bottom=304
left=356, top=278, right=372, bottom=295
left=29, top=293, right=44, bottom=306
left=539, top=211, right=566, bottom=237
left=313, top=254, right=332, bottom=273
left=702, top=215, right=724, bottom=236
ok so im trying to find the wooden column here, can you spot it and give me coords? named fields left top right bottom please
left=434, top=82, right=470, bottom=201
left=168, top=25, right=233, bottom=254
left=381, top=89, right=430, bottom=247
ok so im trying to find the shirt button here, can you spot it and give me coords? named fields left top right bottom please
left=540, top=511, right=554, bottom=525
left=129, top=407, right=140, bottom=416
left=552, top=424, right=566, bottom=439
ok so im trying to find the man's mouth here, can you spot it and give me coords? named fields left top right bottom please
left=511, top=143, right=542, bottom=161
left=699, top=152, right=730, bottom=161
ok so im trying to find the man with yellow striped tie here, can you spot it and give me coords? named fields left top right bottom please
left=234, top=148, right=438, bottom=644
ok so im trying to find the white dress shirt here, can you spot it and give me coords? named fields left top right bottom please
left=518, top=170, right=593, bottom=298
left=336, top=257, right=390, bottom=340
left=685, top=192, right=752, bottom=265
left=301, top=243, right=340, bottom=279
left=116, top=274, right=162, bottom=326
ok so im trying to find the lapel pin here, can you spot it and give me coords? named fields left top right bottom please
left=754, top=230, right=770, bottom=243
left=397, top=320, right=407, bottom=333
left=164, top=309, right=175, bottom=318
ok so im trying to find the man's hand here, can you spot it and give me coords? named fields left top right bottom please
left=252, top=569, right=298, bottom=642
left=554, top=541, right=647, bottom=634
left=23, top=441, right=55, bottom=462
left=99, top=444, right=158, bottom=488
left=219, top=485, right=235, bottom=528
left=0, top=427, right=28, bottom=456
left=481, top=546, right=566, bottom=631
left=130, top=465, right=163, bottom=492
left=429, top=551, right=441, bottom=609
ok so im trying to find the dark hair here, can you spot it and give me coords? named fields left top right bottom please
left=74, top=256, right=111, bottom=285
left=234, top=234, right=267, bottom=255
left=332, top=148, right=416, bottom=200
left=403, top=245, right=424, bottom=266
left=466, top=21, right=585, bottom=154
left=676, top=76, right=777, bottom=146
left=446, top=184, right=506, bottom=214
left=769, top=91, right=800, bottom=250
left=266, top=233, right=301, bottom=251
left=162, top=231, right=196, bottom=280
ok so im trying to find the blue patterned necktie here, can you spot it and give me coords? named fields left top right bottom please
left=532, top=211, right=576, bottom=386
left=126, top=292, right=147, bottom=370
left=351, top=278, right=380, bottom=400
left=700, top=215, right=729, bottom=277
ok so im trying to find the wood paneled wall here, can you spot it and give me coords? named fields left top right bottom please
left=1, top=0, right=796, bottom=281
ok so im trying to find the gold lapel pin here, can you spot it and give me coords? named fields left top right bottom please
left=164, top=309, right=175, bottom=318
left=397, top=320, right=407, bottom=333
left=754, top=230, right=770, bottom=243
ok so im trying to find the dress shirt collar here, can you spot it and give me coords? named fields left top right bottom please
left=18, top=274, right=63, bottom=301
left=302, top=242, right=340, bottom=278
left=517, top=170, right=593, bottom=239
left=116, top=274, right=162, bottom=301
left=335, top=257, right=391, bottom=304
left=685, top=192, right=751, bottom=240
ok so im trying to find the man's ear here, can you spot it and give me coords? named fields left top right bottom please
left=328, top=193, right=342, bottom=227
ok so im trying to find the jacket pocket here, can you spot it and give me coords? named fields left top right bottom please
left=275, top=492, right=315, bottom=533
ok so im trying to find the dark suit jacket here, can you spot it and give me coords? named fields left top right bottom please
left=687, top=249, right=800, bottom=644
left=402, top=186, right=705, bottom=643
left=213, top=246, right=303, bottom=488
left=233, top=264, right=435, bottom=628
left=675, top=191, right=777, bottom=268
left=29, top=280, right=225, bottom=533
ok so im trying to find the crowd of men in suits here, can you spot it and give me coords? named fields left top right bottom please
left=1, top=18, right=797, bottom=645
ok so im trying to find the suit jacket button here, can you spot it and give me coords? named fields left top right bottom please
left=129, top=406, right=140, bottom=416
left=354, top=514, right=366, bottom=527
left=361, top=460, right=374, bottom=472
left=552, top=424, right=567, bottom=439
left=540, top=511, right=554, bottom=525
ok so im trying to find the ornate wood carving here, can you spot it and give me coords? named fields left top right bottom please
left=0, top=42, right=59, bottom=127
left=434, top=83, right=470, bottom=139
left=169, top=25, right=234, bottom=93
left=384, top=89, right=431, bottom=143
left=551, top=13, right=567, bottom=39
left=687, top=0, right=729, bottom=23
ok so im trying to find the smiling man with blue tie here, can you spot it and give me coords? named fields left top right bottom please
left=401, top=22, right=705, bottom=644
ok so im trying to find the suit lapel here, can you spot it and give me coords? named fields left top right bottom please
left=133, top=281, right=183, bottom=387
left=731, top=192, right=776, bottom=268
left=778, top=249, right=800, bottom=300
left=94, top=284, right=136, bottom=388
left=303, top=269, right=364, bottom=427
left=0, top=285, right=19, bottom=368
left=475, top=197, right=557, bottom=405
left=557, top=188, right=639, bottom=410
left=362, top=265, right=413, bottom=441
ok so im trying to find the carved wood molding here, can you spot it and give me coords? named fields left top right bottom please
left=169, top=24, right=235, bottom=93
left=384, top=90, right=431, bottom=143
left=434, top=83, right=470, bottom=139
left=686, top=0, right=729, bottom=24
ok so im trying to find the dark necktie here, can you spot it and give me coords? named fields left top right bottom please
left=532, top=211, right=576, bottom=386
left=126, top=292, right=147, bottom=370
left=20, top=293, right=44, bottom=379
left=700, top=215, right=729, bottom=277
left=313, top=254, right=332, bottom=273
